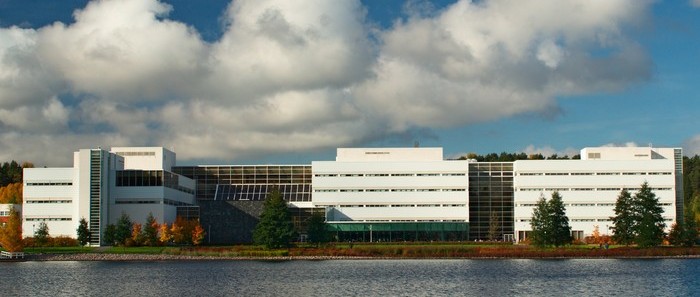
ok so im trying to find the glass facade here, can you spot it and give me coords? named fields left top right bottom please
left=327, top=222, right=469, bottom=242
left=115, top=170, right=194, bottom=194
left=468, top=162, right=514, bottom=241
left=173, top=165, right=312, bottom=202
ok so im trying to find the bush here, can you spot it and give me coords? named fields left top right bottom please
left=50, top=236, right=79, bottom=247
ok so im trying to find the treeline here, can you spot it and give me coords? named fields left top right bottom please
left=456, top=152, right=580, bottom=162
left=0, top=161, right=33, bottom=204
left=683, top=156, right=700, bottom=217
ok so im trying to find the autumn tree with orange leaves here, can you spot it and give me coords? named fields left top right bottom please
left=0, top=208, right=24, bottom=252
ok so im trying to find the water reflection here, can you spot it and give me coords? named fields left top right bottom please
left=0, top=259, right=697, bottom=296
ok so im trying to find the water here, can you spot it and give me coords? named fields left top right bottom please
left=0, top=259, right=698, bottom=296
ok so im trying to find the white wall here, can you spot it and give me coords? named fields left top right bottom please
left=22, top=167, right=77, bottom=238
left=336, top=147, right=443, bottom=162
left=312, top=159, right=470, bottom=222
left=110, top=147, right=176, bottom=171
left=513, top=158, right=677, bottom=241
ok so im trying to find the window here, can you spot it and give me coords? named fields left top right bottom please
left=588, top=152, right=601, bottom=159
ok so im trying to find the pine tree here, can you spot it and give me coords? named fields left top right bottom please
left=0, top=208, right=23, bottom=252
left=530, top=195, right=551, bottom=247
left=670, top=210, right=698, bottom=247
left=306, top=212, right=329, bottom=246
left=77, top=218, right=90, bottom=246
left=548, top=191, right=572, bottom=247
left=142, top=213, right=159, bottom=246
left=611, top=190, right=637, bottom=245
left=253, top=188, right=296, bottom=249
left=103, top=224, right=117, bottom=246
left=634, top=182, right=665, bottom=247
left=115, top=212, right=133, bottom=246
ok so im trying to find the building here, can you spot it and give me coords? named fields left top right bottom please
left=172, top=165, right=315, bottom=243
left=22, top=147, right=195, bottom=245
left=22, top=145, right=682, bottom=245
left=513, top=147, right=682, bottom=241
left=312, top=148, right=470, bottom=241
left=0, top=204, right=20, bottom=225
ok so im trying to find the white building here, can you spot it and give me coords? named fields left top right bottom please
left=312, top=148, right=470, bottom=241
left=22, top=147, right=195, bottom=245
left=513, top=147, right=682, bottom=241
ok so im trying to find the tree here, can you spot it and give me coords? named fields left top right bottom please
left=131, top=223, right=143, bottom=246
left=530, top=195, right=551, bottom=247
left=34, top=221, right=50, bottom=247
left=253, top=188, right=296, bottom=249
left=669, top=210, right=698, bottom=247
left=611, top=190, right=637, bottom=245
left=192, top=224, right=205, bottom=246
left=488, top=211, right=500, bottom=241
left=77, top=218, right=90, bottom=246
left=115, top=212, right=133, bottom=245
left=548, top=191, right=572, bottom=247
left=634, top=182, right=665, bottom=247
left=0, top=182, right=23, bottom=204
left=159, top=223, right=172, bottom=245
left=530, top=191, right=571, bottom=247
left=103, top=224, right=117, bottom=246
left=306, top=212, right=329, bottom=246
left=0, top=208, right=23, bottom=252
left=142, top=213, right=159, bottom=246
left=170, top=219, right=185, bottom=244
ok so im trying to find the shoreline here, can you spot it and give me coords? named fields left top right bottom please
left=18, top=253, right=700, bottom=262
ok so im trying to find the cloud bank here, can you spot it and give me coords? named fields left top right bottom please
left=0, top=0, right=654, bottom=165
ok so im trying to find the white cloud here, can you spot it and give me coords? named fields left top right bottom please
left=692, top=0, right=700, bottom=8
left=0, top=0, right=656, bottom=165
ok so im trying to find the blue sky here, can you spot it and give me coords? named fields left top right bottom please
left=0, top=0, right=698, bottom=166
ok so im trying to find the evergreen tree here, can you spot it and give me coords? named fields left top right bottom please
left=611, top=190, right=637, bottom=245
left=34, top=221, right=50, bottom=246
left=103, top=224, right=117, bottom=246
left=530, top=195, right=551, bottom=247
left=77, top=218, right=90, bottom=246
left=306, top=212, right=330, bottom=246
left=634, top=182, right=665, bottom=247
left=253, top=188, right=296, bottom=249
left=142, top=213, right=159, bottom=246
left=548, top=191, right=572, bottom=247
left=669, top=210, right=698, bottom=247
left=115, top=212, right=133, bottom=245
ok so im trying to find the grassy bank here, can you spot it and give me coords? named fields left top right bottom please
left=15, top=243, right=700, bottom=259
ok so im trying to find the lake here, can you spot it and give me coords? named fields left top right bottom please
left=0, top=259, right=698, bottom=296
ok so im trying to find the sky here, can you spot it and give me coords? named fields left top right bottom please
left=0, top=0, right=698, bottom=166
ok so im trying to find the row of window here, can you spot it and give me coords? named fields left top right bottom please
left=519, top=172, right=672, bottom=176
left=517, top=187, right=672, bottom=192
left=333, top=219, right=468, bottom=222
left=26, top=218, right=72, bottom=221
left=26, top=200, right=72, bottom=204
left=335, top=204, right=466, bottom=208
left=315, top=188, right=466, bottom=193
left=115, top=151, right=156, bottom=156
left=519, top=218, right=612, bottom=223
left=114, top=199, right=192, bottom=206
left=517, top=202, right=672, bottom=207
left=314, top=173, right=467, bottom=177
left=26, top=182, right=73, bottom=186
